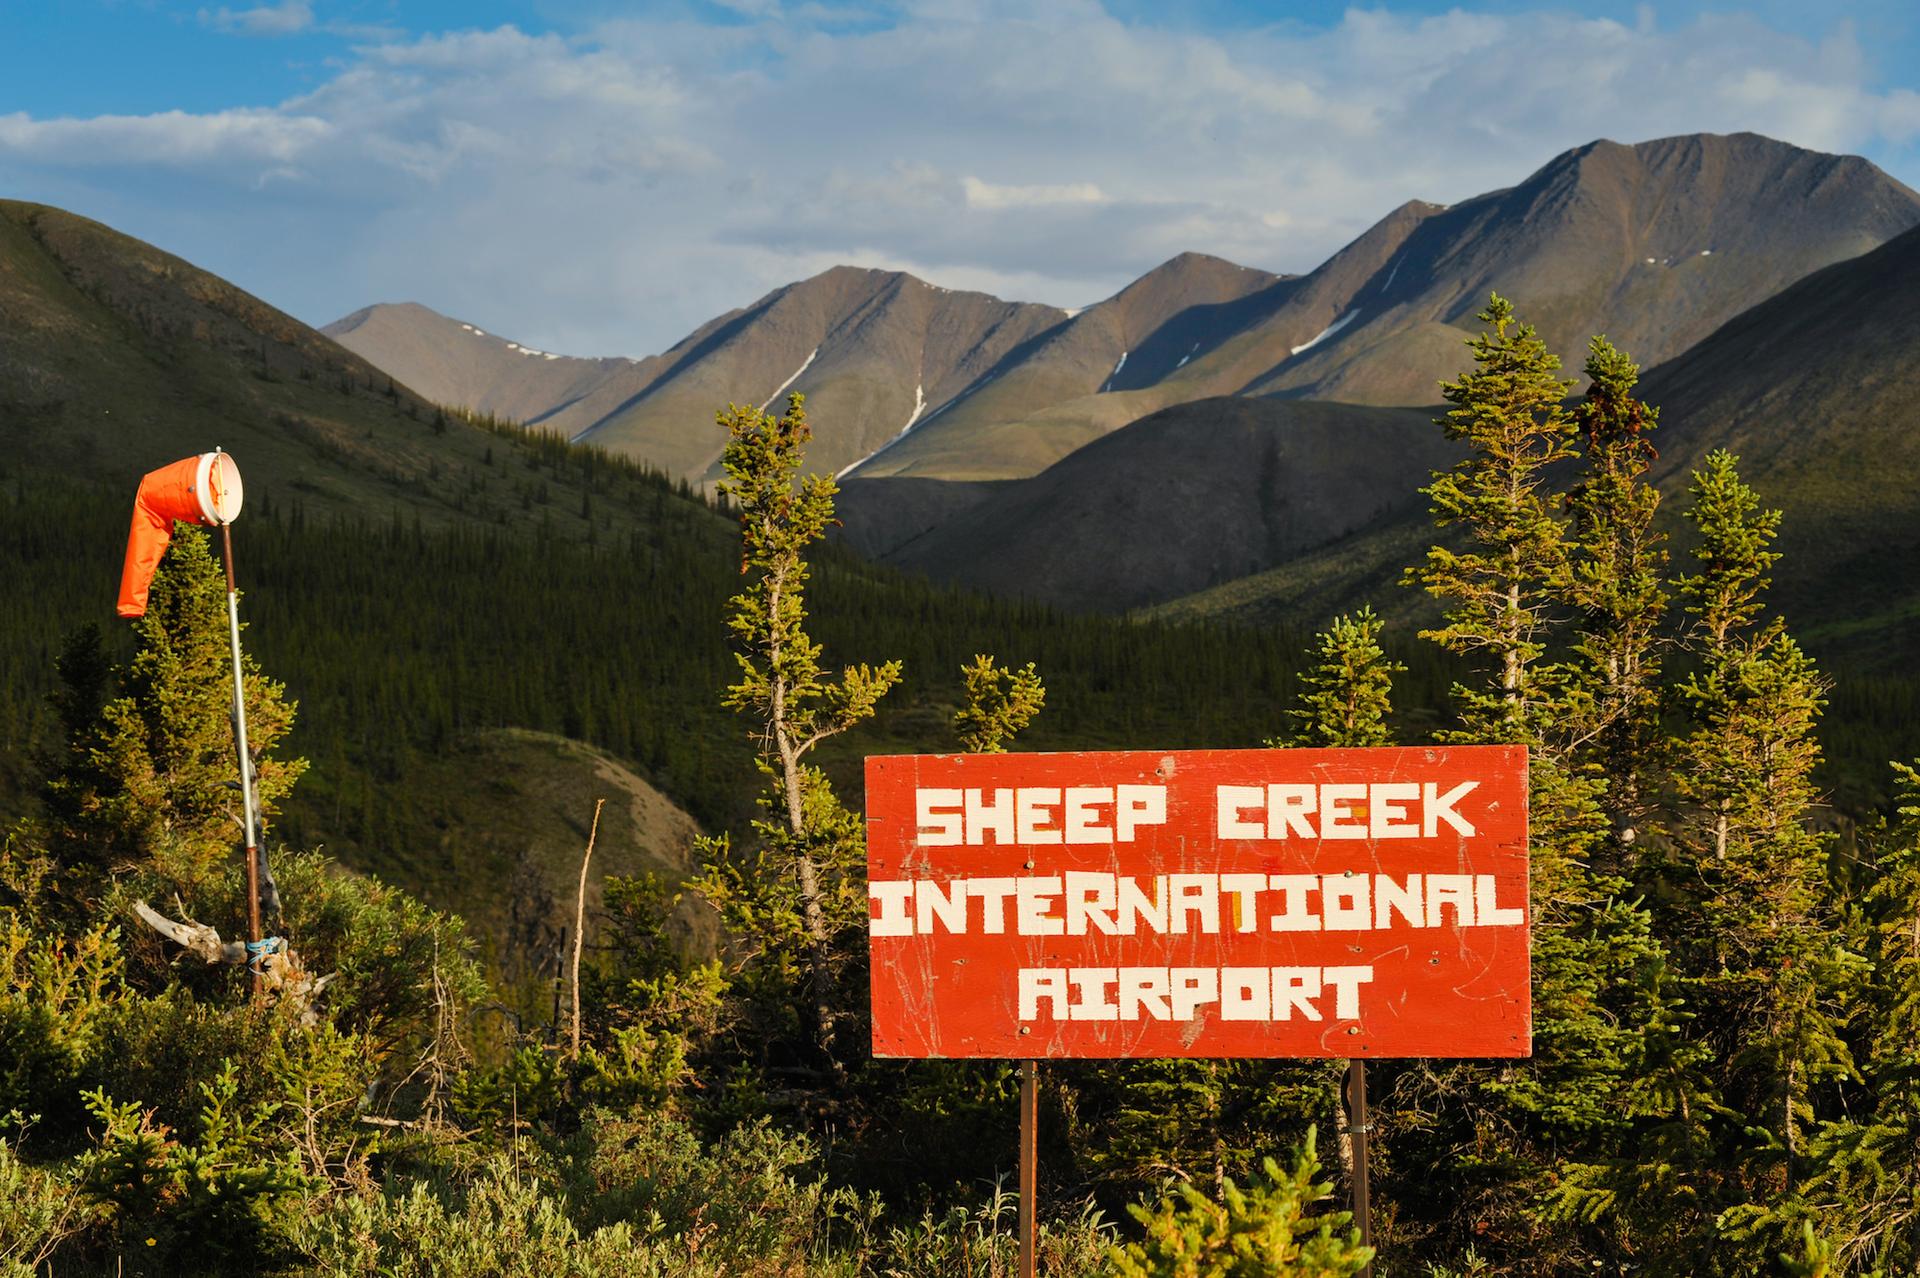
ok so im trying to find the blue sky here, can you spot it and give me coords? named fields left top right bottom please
left=4, top=1, right=1917, bottom=354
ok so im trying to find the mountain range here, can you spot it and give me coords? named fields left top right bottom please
left=329, top=131, right=1920, bottom=491
left=318, top=129, right=1920, bottom=678
left=6, top=127, right=1919, bottom=674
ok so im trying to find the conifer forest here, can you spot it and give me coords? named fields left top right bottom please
left=6, top=300, right=1920, bottom=1278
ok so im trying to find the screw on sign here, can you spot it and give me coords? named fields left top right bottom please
left=864, top=744, right=1532, bottom=1274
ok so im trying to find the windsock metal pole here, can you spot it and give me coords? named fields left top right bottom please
left=219, top=518, right=264, bottom=1004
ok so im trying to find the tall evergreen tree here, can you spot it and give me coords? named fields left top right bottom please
left=1672, top=448, right=1784, bottom=863
left=695, top=393, right=901, bottom=1079
left=1275, top=608, right=1400, bottom=750
left=1406, top=298, right=1677, bottom=1273
left=1412, top=294, right=1576, bottom=733
left=44, top=527, right=304, bottom=892
left=1563, top=337, right=1668, bottom=856
left=1669, top=452, right=1860, bottom=1264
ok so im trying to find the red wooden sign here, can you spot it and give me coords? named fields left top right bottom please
left=866, top=745, right=1529, bottom=1060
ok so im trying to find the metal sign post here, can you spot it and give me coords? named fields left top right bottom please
left=1347, top=1058, right=1373, bottom=1276
left=1019, top=1058, right=1038, bottom=1278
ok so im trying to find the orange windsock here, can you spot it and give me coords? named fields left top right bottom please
left=116, top=452, right=245, bottom=618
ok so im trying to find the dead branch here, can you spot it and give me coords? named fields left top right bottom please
left=570, top=798, right=605, bottom=1063
left=133, top=899, right=335, bottom=1025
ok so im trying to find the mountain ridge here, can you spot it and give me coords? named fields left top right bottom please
left=325, top=131, right=1920, bottom=487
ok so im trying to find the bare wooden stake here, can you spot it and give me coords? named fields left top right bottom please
left=549, top=927, right=567, bottom=1047
left=569, top=798, right=605, bottom=1063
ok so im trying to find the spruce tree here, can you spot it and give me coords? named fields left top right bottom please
left=1407, top=298, right=1677, bottom=1272
left=1108, top=1129, right=1373, bottom=1278
left=953, top=654, right=1045, bottom=754
left=695, top=393, right=901, bottom=1078
left=1796, top=762, right=1920, bottom=1274
left=1672, top=448, right=1783, bottom=863
left=1670, top=452, right=1860, bottom=1263
left=45, top=527, right=304, bottom=891
left=1274, top=608, right=1400, bottom=749
left=1411, top=294, right=1576, bottom=733
left=1564, top=337, right=1668, bottom=856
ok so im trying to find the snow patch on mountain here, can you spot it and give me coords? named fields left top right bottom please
left=1290, top=311, right=1359, bottom=357
left=759, top=347, right=819, bottom=412
left=836, top=383, right=928, bottom=479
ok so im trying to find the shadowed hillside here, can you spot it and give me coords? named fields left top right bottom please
left=1149, top=221, right=1920, bottom=664
left=0, top=198, right=701, bottom=538
left=847, top=397, right=1455, bottom=612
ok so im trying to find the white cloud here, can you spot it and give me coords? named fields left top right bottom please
left=1883, top=89, right=1920, bottom=143
left=200, top=1, right=313, bottom=37
left=961, top=177, right=1107, bottom=209
left=3, top=4, right=1917, bottom=357
left=0, top=109, right=329, bottom=168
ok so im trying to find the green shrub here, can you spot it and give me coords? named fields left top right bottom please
left=1108, top=1129, right=1372, bottom=1278
left=75, top=1064, right=313, bottom=1275
left=0, top=1139, right=86, bottom=1278
left=567, top=1108, right=860, bottom=1267
left=872, top=1181, right=1112, bottom=1278
left=291, top=1160, right=643, bottom=1278
left=0, top=920, right=127, bottom=1131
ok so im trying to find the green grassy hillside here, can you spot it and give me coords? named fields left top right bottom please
left=861, top=397, right=1456, bottom=612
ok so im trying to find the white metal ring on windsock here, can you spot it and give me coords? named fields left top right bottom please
left=193, top=451, right=244, bottom=524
